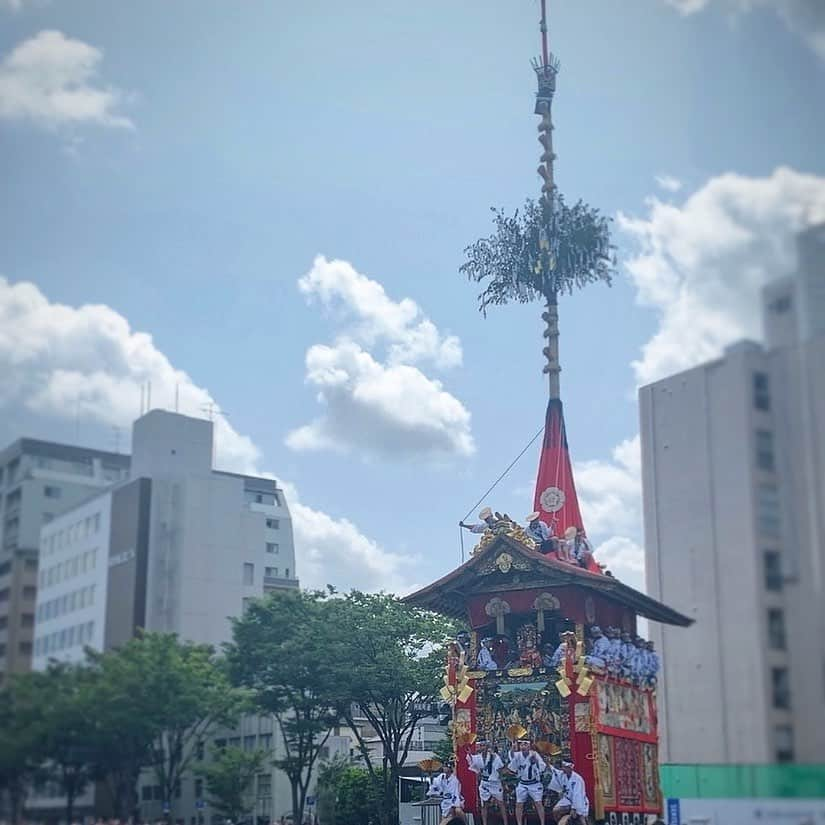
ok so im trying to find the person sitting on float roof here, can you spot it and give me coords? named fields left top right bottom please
left=525, top=511, right=556, bottom=554
left=460, top=507, right=495, bottom=534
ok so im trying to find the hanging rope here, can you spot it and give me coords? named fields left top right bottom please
left=458, top=422, right=546, bottom=562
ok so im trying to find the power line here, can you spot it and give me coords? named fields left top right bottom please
left=458, top=422, right=545, bottom=562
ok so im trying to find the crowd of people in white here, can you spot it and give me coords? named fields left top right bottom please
left=428, top=739, right=588, bottom=825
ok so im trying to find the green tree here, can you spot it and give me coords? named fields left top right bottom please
left=195, top=746, right=265, bottom=823
left=334, top=766, right=381, bottom=825
left=325, top=592, right=455, bottom=825
left=431, top=734, right=454, bottom=765
left=226, top=590, right=342, bottom=825
left=141, top=636, right=246, bottom=816
left=85, top=632, right=246, bottom=822
left=0, top=678, right=46, bottom=825
left=315, top=757, right=349, bottom=825
left=315, top=760, right=381, bottom=825
left=26, top=663, right=100, bottom=825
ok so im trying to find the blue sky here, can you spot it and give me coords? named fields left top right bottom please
left=1, top=0, right=823, bottom=594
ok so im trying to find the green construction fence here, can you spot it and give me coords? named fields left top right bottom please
left=659, top=764, right=825, bottom=799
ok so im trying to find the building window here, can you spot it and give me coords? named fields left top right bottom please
left=259, top=733, right=272, bottom=750
left=285, top=567, right=290, bottom=578
left=757, top=483, right=781, bottom=537
left=755, top=430, right=775, bottom=471
left=243, top=563, right=254, bottom=586
left=243, top=735, right=256, bottom=752
left=19, top=641, right=32, bottom=655
left=0, top=616, right=6, bottom=630
left=266, top=542, right=279, bottom=555
left=771, top=667, right=791, bottom=710
left=265, top=567, right=278, bottom=579
left=753, top=371, right=771, bottom=411
left=20, top=613, right=34, bottom=628
left=22, top=586, right=36, bottom=600
left=775, top=724, right=794, bottom=762
left=43, top=485, right=62, bottom=499
left=257, top=774, right=272, bottom=796
left=769, top=295, right=792, bottom=314
left=228, top=737, right=241, bottom=748
left=266, top=518, right=279, bottom=530
left=214, top=738, right=227, bottom=751
left=141, top=786, right=153, bottom=802
left=767, top=609, right=786, bottom=650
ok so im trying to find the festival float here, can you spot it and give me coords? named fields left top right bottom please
left=403, top=3, right=692, bottom=823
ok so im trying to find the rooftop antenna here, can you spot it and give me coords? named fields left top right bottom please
left=200, top=402, right=228, bottom=467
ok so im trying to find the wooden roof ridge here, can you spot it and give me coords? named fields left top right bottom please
left=403, top=533, right=693, bottom=627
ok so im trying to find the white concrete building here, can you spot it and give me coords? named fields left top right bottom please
left=640, top=224, right=825, bottom=764
left=0, top=439, right=129, bottom=682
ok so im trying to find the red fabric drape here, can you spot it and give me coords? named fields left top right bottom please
left=533, top=398, right=600, bottom=573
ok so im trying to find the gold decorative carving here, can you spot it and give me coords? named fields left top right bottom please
left=471, top=514, right=538, bottom=556
left=484, top=596, right=511, bottom=635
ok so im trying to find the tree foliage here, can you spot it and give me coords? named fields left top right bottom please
left=25, top=663, right=100, bottom=825
left=226, top=590, right=342, bottom=825
left=461, top=194, right=614, bottom=314
left=81, top=632, right=246, bottom=822
left=316, top=761, right=381, bottom=825
left=195, top=746, right=266, bottom=823
left=0, top=678, right=46, bottom=824
left=324, top=592, right=456, bottom=825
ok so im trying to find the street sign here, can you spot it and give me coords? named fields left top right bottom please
left=307, top=795, right=316, bottom=806
left=667, top=798, right=680, bottom=825
left=162, top=803, right=171, bottom=815
left=196, top=800, right=205, bottom=810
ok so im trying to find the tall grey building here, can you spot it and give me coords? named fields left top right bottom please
left=640, top=224, right=825, bottom=764
left=0, top=438, right=129, bottom=682
left=29, top=410, right=300, bottom=823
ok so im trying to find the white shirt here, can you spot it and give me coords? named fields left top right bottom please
left=476, top=646, right=498, bottom=671
left=548, top=768, right=589, bottom=816
left=468, top=751, right=504, bottom=784
left=429, top=773, right=462, bottom=805
left=526, top=520, right=552, bottom=543
left=508, top=750, right=546, bottom=783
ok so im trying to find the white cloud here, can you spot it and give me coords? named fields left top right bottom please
left=664, top=0, right=825, bottom=60
left=576, top=436, right=641, bottom=540
left=0, top=30, right=133, bottom=129
left=0, top=276, right=415, bottom=594
left=619, top=167, right=825, bottom=386
left=286, top=340, right=474, bottom=458
left=574, top=436, right=645, bottom=585
left=595, top=536, right=645, bottom=576
left=298, top=256, right=462, bottom=369
left=290, top=257, right=474, bottom=460
left=655, top=174, right=683, bottom=193
left=282, top=482, right=418, bottom=594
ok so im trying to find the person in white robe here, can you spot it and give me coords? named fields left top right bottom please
left=428, top=762, right=466, bottom=824
left=548, top=760, right=589, bottom=822
left=467, top=741, right=507, bottom=825
left=508, top=739, right=547, bottom=825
